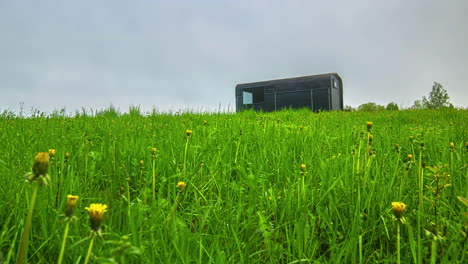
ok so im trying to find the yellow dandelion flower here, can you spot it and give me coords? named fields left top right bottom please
left=85, top=203, right=108, bottom=231
left=203, top=120, right=208, bottom=125
left=151, top=147, right=157, bottom=154
left=65, top=195, right=79, bottom=217
left=366, top=121, right=373, bottom=132
left=48, top=149, right=56, bottom=157
left=186, top=130, right=192, bottom=136
left=300, top=164, right=306, bottom=170
left=176, top=181, right=187, bottom=191
left=407, top=154, right=413, bottom=160
left=391, top=202, right=406, bottom=219
left=449, top=142, right=454, bottom=151
left=32, top=152, right=50, bottom=177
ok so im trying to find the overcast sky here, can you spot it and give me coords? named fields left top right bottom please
left=1, top=0, right=467, bottom=114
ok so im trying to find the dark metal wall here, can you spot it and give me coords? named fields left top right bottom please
left=235, top=73, right=343, bottom=112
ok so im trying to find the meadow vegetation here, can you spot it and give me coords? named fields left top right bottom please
left=0, top=108, right=467, bottom=263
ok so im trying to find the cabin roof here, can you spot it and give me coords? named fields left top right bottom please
left=236, top=72, right=342, bottom=88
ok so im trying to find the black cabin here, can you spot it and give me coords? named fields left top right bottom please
left=235, top=73, right=343, bottom=112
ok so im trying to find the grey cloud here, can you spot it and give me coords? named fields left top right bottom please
left=0, top=0, right=467, bottom=113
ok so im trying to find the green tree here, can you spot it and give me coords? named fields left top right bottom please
left=412, top=99, right=424, bottom=110
left=357, top=102, right=385, bottom=112
left=413, top=82, right=451, bottom=109
left=386, top=102, right=399, bottom=111
left=343, top=105, right=356, bottom=111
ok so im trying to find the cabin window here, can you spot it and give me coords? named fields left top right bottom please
left=242, top=87, right=264, bottom=104
left=333, top=79, right=338, bottom=89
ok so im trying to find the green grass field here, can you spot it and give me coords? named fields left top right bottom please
left=0, top=108, right=467, bottom=263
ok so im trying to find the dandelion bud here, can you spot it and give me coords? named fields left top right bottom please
left=368, top=134, right=374, bottom=145
left=395, top=144, right=400, bottom=153
left=140, top=160, right=144, bottom=168
left=186, top=130, right=192, bottom=137
left=366, top=121, right=373, bottom=132
left=48, top=149, right=56, bottom=160
left=48, top=149, right=56, bottom=156
left=203, top=120, right=208, bottom=125
left=391, top=202, right=406, bottom=219
left=300, top=164, right=306, bottom=171
left=32, top=152, right=50, bottom=177
left=65, top=152, right=70, bottom=162
left=449, top=142, right=454, bottom=152
left=65, top=195, right=79, bottom=218
left=409, top=136, right=414, bottom=144
left=85, top=203, right=108, bottom=232
left=176, top=181, right=187, bottom=191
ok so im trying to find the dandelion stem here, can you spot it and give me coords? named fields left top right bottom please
left=57, top=221, right=70, bottom=264
left=417, top=148, right=423, bottom=264
left=183, top=136, right=190, bottom=180
left=17, top=182, right=39, bottom=264
left=234, top=133, right=241, bottom=165
left=126, top=180, right=131, bottom=216
left=152, top=158, right=156, bottom=200
left=84, top=235, right=96, bottom=264
left=450, top=150, right=454, bottom=198
left=397, top=221, right=401, bottom=264
left=359, top=234, right=363, bottom=264
left=430, top=237, right=438, bottom=264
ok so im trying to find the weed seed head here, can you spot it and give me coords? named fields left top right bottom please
left=85, top=203, right=108, bottom=232
left=176, top=181, right=187, bottom=191
left=391, top=202, right=407, bottom=220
